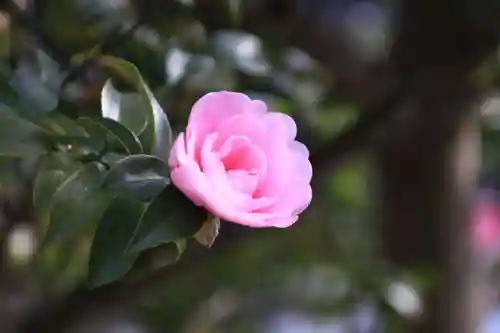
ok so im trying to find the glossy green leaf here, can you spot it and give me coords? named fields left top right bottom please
left=102, top=154, right=170, bottom=201
left=101, top=152, right=126, bottom=166
left=100, top=79, right=148, bottom=137
left=44, top=162, right=110, bottom=246
left=38, top=151, right=81, bottom=171
left=133, top=239, right=187, bottom=272
left=41, top=113, right=87, bottom=136
left=33, top=153, right=82, bottom=217
left=77, top=117, right=143, bottom=154
left=88, top=197, right=143, bottom=287
left=99, top=56, right=172, bottom=160
left=48, top=135, right=106, bottom=161
left=128, top=186, right=205, bottom=253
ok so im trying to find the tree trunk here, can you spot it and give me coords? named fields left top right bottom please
left=378, top=69, right=482, bottom=333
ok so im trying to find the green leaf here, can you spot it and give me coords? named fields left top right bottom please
left=0, top=106, right=45, bottom=141
left=41, top=113, right=87, bottom=136
left=101, top=152, right=126, bottom=166
left=99, top=56, right=172, bottom=160
left=44, top=162, right=110, bottom=246
left=0, top=107, right=48, bottom=158
left=48, top=135, right=106, bottom=161
left=10, top=54, right=61, bottom=113
left=102, top=154, right=170, bottom=201
left=100, top=79, right=148, bottom=138
left=128, top=185, right=205, bottom=253
left=38, top=151, right=80, bottom=171
left=0, top=142, right=46, bottom=158
left=33, top=169, right=68, bottom=216
left=77, top=117, right=143, bottom=154
left=134, top=239, right=186, bottom=272
left=88, top=197, right=143, bottom=287
left=33, top=153, right=82, bottom=217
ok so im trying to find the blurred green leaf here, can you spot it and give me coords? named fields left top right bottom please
left=0, top=107, right=48, bottom=157
left=102, top=154, right=170, bottom=201
left=210, top=31, right=271, bottom=76
left=99, top=56, right=172, bottom=160
left=10, top=52, right=63, bottom=113
left=77, top=117, right=143, bottom=154
left=0, top=142, right=47, bottom=158
left=88, top=196, right=143, bottom=287
left=128, top=186, right=205, bottom=253
left=165, top=47, right=191, bottom=85
left=184, top=56, right=236, bottom=91
left=41, top=0, right=105, bottom=53
left=0, top=106, right=46, bottom=141
left=44, top=162, right=110, bottom=246
left=329, top=160, right=369, bottom=206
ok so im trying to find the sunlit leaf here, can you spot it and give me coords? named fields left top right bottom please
left=99, top=56, right=172, bottom=160
left=100, top=79, right=148, bottom=137
left=102, top=154, right=170, bottom=201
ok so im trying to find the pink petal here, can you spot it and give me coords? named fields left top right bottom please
left=168, top=132, right=187, bottom=168
left=263, top=112, right=298, bottom=143
left=226, top=170, right=259, bottom=195
left=215, top=113, right=267, bottom=150
left=186, top=91, right=258, bottom=142
left=289, top=140, right=310, bottom=158
left=268, top=216, right=299, bottom=228
left=170, top=160, right=207, bottom=207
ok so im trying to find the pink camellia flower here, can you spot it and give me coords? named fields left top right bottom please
left=168, top=91, right=312, bottom=228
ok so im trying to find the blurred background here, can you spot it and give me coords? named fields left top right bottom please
left=0, top=0, right=500, bottom=332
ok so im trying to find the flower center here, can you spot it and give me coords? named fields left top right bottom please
left=216, top=135, right=267, bottom=196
